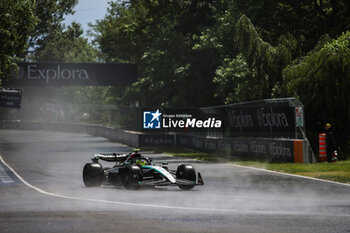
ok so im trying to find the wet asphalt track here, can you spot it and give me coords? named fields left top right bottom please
left=0, top=130, right=350, bottom=233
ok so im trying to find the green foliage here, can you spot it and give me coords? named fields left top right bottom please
left=93, top=0, right=219, bottom=107
left=89, top=1, right=350, bottom=108
left=234, top=0, right=350, bottom=52
left=0, top=0, right=78, bottom=86
left=213, top=54, right=256, bottom=104
left=235, top=160, right=350, bottom=184
left=0, top=0, right=37, bottom=85
left=235, top=15, right=294, bottom=99
left=29, top=0, right=77, bottom=49
left=91, top=1, right=145, bottom=63
left=34, top=22, right=99, bottom=63
left=284, top=31, right=350, bottom=147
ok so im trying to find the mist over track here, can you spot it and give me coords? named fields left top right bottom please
left=0, top=130, right=349, bottom=233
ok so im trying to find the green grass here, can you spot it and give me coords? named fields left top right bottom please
left=142, top=146, right=350, bottom=184
left=235, top=160, right=350, bottom=184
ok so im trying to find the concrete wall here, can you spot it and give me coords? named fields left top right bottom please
left=0, top=121, right=140, bottom=147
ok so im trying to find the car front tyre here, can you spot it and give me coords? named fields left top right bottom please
left=176, top=164, right=196, bottom=190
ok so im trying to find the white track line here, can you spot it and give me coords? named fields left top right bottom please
left=0, top=159, right=15, bottom=184
left=225, top=163, right=350, bottom=187
left=1, top=154, right=350, bottom=216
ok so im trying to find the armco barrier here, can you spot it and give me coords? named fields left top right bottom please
left=0, top=121, right=315, bottom=163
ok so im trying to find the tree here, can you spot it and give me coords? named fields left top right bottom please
left=0, top=0, right=78, bottom=85
left=35, top=22, right=99, bottom=63
left=213, top=54, right=256, bottom=104
left=93, top=0, right=219, bottom=107
left=0, top=0, right=36, bottom=86
left=234, top=0, right=350, bottom=53
left=284, top=31, right=350, bottom=147
left=30, top=0, right=77, bottom=52
left=235, top=15, right=295, bottom=99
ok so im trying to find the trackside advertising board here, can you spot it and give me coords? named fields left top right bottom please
left=0, top=89, right=22, bottom=109
left=177, top=134, right=295, bottom=162
left=224, top=103, right=296, bottom=138
left=7, top=62, right=137, bottom=86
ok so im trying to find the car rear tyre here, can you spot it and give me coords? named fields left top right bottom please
left=83, top=163, right=104, bottom=187
left=122, top=165, right=142, bottom=190
left=176, top=164, right=196, bottom=190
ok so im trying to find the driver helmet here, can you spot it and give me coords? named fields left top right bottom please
left=136, top=159, right=147, bottom=166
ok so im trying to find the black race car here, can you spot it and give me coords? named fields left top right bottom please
left=83, top=149, right=204, bottom=190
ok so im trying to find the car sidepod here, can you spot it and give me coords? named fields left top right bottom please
left=142, top=165, right=176, bottom=184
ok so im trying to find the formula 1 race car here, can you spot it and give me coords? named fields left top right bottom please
left=82, top=149, right=204, bottom=190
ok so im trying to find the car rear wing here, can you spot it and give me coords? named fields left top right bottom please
left=92, top=153, right=128, bottom=163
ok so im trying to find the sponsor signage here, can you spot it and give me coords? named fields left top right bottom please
left=177, top=134, right=295, bottom=162
left=0, top=89, right=22, bottom=108
left=295, top=107, right=304, bottom=127
left=140, top=134, right=175, bottom=146
left=143, top=109, right=222, bottom=130
left=225, top=103, right=297, bottom=138
left=7, top=62, right=137, bottom=86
